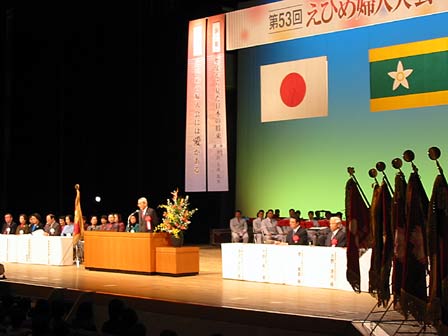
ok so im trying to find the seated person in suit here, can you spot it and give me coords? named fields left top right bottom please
left=305, top=210, right=321, bottom=245
left=87, top=215, right=100, bottom=231
left=261, top=209, right=284, bottom=243
left=2, top=213, right=17, bottom=235
left=286, top=217, right=308, bottom=245
left=29, top=213, right=44, bottom=233
left=61, top=214, right=75, bottom=236
left=43, top=213, right=61, bottom=236
left=252, top=210, right=264, bottom=244
left=325, top=216, right=347, bottom=247
left=230, top=210, right=249, bottom=243
left=15, top=214, right=30, bottom=235
left=306, top=211, right=319, bottom=227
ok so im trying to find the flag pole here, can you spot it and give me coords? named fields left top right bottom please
left=428, top=146, right=444, bottom=177
left=347, top=167, right=371, bottom=207
left=368, top=167, right=380, bottom=187
left=376, top=161, right=394, bottom=195
left=403, top=149, right=419, bottom=173
left=73, top=183, right=84, bottom=268
left=391, top=157, right=404, bottom=174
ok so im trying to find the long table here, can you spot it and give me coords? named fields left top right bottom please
left=0, top=234, right=74, bottom=266
left=83, top=231, right=170, bottom=274
left=221, top=243, right=371, bottom=292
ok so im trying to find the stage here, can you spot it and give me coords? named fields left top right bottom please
left=0, top=244, right=380, bottom=336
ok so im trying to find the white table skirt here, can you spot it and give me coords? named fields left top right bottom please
left=221, top=243, right=371, bottom=292
left=0, top=234, right=73, bottom=266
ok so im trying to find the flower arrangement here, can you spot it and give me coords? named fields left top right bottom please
left=156, top=188, right=198, bottom=238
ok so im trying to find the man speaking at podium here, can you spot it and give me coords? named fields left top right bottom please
left=137, top=197, right=159, bottom=232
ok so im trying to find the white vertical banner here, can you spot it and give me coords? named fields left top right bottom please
left=206, top=14, right=229, bottom=191
left=185, top=19, right=207, bottom=192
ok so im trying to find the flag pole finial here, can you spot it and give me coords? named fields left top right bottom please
left=403, top=149, right=418, bottom=173
left=428, top=146, right=443, bottom=176
left=376, top=161, right=394, bottom=194
left=347, top=166, right=370, bottom=207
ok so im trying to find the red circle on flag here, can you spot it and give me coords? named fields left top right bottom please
left=280, top=72, right=306, bottom=107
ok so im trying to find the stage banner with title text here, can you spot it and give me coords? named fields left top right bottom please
left=226, top=0, right=448, bottom=51
left=206, top=14, right=229, bottom=191
left=186, top=18, right=207, bottom=192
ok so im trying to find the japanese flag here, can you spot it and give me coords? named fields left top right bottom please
left=260, top=56, right=328, bottom=122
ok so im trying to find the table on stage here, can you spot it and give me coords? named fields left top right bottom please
left=0, top=234, right=74, bottom=266
left=221, top=243, right=371, bottom=292
left=83, top=231, right=170, bottom=274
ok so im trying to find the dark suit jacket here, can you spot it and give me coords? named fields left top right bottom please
left=44, top=222, right=61, bottom=236
left=30, top=223, right=44, bottom=233
left=1, top=222, right=17, bottom=235
left=325, top=229, right=347, bottom=247
left=139, top=207, right=159, bottom=232
left=286, top=226, right=308, bottom=245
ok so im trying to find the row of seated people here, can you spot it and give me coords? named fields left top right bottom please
left=0, top=212, right=147, bottom=237
left=229, top=209, right=347, bottom=247
left=0, top=292, right=182, bottom=336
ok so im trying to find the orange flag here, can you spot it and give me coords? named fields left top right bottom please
left=73, top=184, right=84, bottom=247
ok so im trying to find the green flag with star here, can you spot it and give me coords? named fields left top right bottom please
left=369, top=37, right=448, bottom=112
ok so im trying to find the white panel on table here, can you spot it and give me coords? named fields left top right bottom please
left=7, top=235, right=18, bottom=262
left=330, top=247, right=354, bottom=291
left=283, top=245, right=305, bottom=286
left=16, top=235, right=31, bottom=263
left=241, top=243, right=266, bottom=282
left=49, top=237, right=73, bottom=265
left=264, top=244, right=288, bottom=284
left=221, top=243, right=244, bottom=280
left=0, top=235, right=8, bottom=262
left=29, top=237, right=49, bottom=264
left=359, top=248, right=372, bottom=292
left=300, top=246, right=333, bottom=289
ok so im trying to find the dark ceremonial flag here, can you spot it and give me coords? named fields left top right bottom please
left=401, top=172, right=428, bottom=323
left=427, top=174, right=448, bottom=333
left=391, top=171, right=407, bottom=311
left=345, top=178, right=370, bottom=293
left=369, top=182, right=382, bottom=299
left=378, top=180, right=393, bottom=308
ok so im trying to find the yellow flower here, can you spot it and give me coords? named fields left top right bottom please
left=155, top=188, right=198, bottom=238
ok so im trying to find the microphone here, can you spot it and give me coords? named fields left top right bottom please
left=128, top=210, right=139, bottom=217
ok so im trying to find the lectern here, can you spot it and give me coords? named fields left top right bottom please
left=84, top=231, right=170, bottom=274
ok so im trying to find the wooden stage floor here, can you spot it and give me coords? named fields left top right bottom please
left=0, top=245, right=380, bottom=335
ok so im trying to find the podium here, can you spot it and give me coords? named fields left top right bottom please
left=84, top=231, right=170, bottom=274
left=156, top=246, right=200, bottom=276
